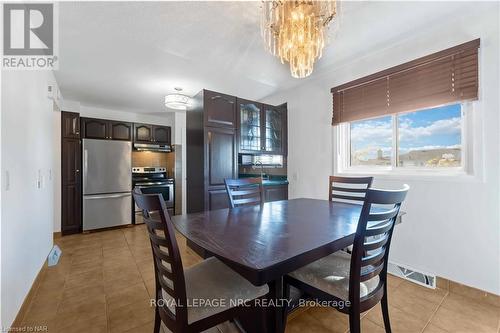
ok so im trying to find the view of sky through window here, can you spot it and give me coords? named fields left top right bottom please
left=398, top=104, right=461, bottom=167
left=350, top=104, right=462, bottom=168
left=350, top=116, right=392, bottom=166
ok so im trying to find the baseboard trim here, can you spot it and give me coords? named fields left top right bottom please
left=11, top=263, right=46, bottom=328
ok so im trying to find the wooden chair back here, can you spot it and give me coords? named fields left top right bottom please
left=349, top=185, right=409, bottom=312
left=224, top=177, right=264, bottom=208
left=329, top=176, right=374, bottom=203
left=132, top=189, right=188, bottom=331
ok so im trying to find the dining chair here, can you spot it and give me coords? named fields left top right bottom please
left=329, top=176, right=374, bottom=203
left=284, top=185, right=409, bottom=333
left=132, top=189, right=269, bottom=333
left=224, top=177, right=264, bottom=208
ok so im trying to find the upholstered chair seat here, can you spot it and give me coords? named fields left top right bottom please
left=162, top=257, right=269, bottom=324
left=288, top=251, right=379, bottom=301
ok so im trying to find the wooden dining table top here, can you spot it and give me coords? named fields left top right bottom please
left=172, top=198, right=364, bottom=286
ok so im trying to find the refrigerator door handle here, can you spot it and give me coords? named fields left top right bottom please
left=83, top=148, right=88, bottom=190
left=84, top=193, right=131, bottom=200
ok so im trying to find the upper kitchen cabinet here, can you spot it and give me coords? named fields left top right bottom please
left=204, top=90, right=237, bottom=128
left=62, top=111, right=80, bottom=138
left=81, top=118, right=133, bottom=141
left=238, top=99, right=262, bottom=153
left=109, top=121, right=133, bottom=141
left=82, top=118, right=108, bottom=139
left=237, top=100, right=287, bottom=154
left=152, top=125, right=171, bottom=144
left=134, top=123, right=171, bottom=144
left=134, top=123, right=153, bottom=143
left=263, top=104, right=287, bottom=154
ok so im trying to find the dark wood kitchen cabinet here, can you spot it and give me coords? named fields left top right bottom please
left=186, top=90, right=237, bottom=213
left=61, top=111, right=82, bottom=235
left=134, top=123, right=171, bottom=144
left=62, top=111, right=80, bottom=138
left=204, top=90, right=237, bottom=128
left=238, top=100, right=287, bottom=154
left=264, top=184, right=288, bottom=202
left=81, top=117, right=132, bottom=141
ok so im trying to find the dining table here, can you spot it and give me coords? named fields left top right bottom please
left=171, top=198, right=371, bottom=333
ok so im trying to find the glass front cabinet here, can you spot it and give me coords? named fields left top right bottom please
left=238, top=99, right=286, bottom=154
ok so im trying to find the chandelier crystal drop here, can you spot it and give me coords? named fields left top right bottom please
left=261, top=0, right=337, bottom=78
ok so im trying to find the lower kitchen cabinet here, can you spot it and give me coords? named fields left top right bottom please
left=264, top=185, right=288, bottom=202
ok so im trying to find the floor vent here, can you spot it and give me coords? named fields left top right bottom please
left=48, top=245, right=62, bottom=266
left=388, top=262, right=436, bottom=289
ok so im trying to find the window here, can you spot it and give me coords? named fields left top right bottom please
left=343, top=103, right=464, bottom=171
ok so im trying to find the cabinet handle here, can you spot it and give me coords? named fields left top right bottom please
left=76, top=169, right=80, bottom=173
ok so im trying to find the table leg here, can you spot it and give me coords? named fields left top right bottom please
left=268, top=277, right=285, bottom=333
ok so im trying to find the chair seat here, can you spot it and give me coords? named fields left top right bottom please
left=162, top=257, right=268, bottom=324
left=287, top=251, right=379, bottom=301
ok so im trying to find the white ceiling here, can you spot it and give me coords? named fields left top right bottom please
left=55, top=1, right=479, bottom=114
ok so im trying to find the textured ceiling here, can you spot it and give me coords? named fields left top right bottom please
left=55, top=1, right=478, bottom=114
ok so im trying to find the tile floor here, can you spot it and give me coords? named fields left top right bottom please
left=16, top=224, right=500, bottom=333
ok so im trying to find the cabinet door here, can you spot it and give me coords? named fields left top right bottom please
left=238, top=99, right=263, bottom=152
left=205, top=127, right=237, bottom=188
left=109, top=121, right=132, bottom=141
left=204, top=90, right=237, bottom=128
left=134, top=123, right=153, bottom=143
left=62, top=111, right=80, bottom=138
left=153, top=125, right=171, bottom=144
left=61, top=138, right=82, bottom=235
left=207, top=188, right=230, bottom=210
left=62, top=183, right=82, bottom=234
left=82, top=118, right=109, bottom=139
left=263, top=104, right=285, bottom=154
left=264, top=185, right=288, bottom=202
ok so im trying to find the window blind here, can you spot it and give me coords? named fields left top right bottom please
left=331, top=39, right=479, bottom=125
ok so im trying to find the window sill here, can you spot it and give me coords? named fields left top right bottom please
left=336, top=169, right=479, bottom=183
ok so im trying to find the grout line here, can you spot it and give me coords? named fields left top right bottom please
left=419, top=288, right=450, bottom=333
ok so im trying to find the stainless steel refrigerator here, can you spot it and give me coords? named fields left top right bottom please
left=83, top=139, right=132, bottom=231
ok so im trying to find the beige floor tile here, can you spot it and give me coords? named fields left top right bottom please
left=103, top=245, right=133, bottom=259
left=56, top=313, right=107, bottom=333
left=286, top=311, right=331, bottom=332
left=366, top=303, right=428, bottom=333
left=357, top=318, right=387, bottom=333
left=104, top=273, right=144, bottom=295
left=61, top=283, right=105, bottom=303
left=397, top=281, right=447, bottom=304
left=386, top=273, right=405, bottom=290
left=108, top=300, right=154, bottom=333
left=121, top=320, right=154, bottom=333
left=65, top=267, right=103, bottom=289
left=423, top=324, right=450, bottom=333
left=103, top=264, right=142, bottom=283
left=69, top=257, right=103, bottom=276
left=388, top=286, right=441, bottom=322
left=56, top=294, right=106, bottom=329
left=106, top=282, right=151, bottom=313
left=306, top=306, right=349, bottom=333
left=144, top=278, right=156, bottom=298
left=431, top=293, right=499, bottom=333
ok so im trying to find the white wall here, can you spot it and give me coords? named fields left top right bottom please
left=263, top=3, right=500, bottom=294
left=52, top=101, right=175, bottom=232
left=1, top=70, right=58, bottom=327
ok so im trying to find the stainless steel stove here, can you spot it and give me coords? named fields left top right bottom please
left=132, top=167, right=175, bottom=222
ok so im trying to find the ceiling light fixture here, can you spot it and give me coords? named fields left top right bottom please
left=165, top=87, right=190, bottom=110
left=261, top=0, right=338, bottom=78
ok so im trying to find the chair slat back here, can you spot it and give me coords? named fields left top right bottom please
left=349, top=185, right=409, bottom=303
left=132, top=189, right=188, bottom=328
left=329, top=176, right=373, bottom=204
left=225, top=177, right=264, bottom=208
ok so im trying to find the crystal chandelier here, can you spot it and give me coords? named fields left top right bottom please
left=261, top=0, right=337, bottom=78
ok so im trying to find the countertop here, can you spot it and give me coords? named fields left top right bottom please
left=239, top=174, right=289, bottom=186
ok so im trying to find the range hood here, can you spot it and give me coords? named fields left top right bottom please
left=133, top=143, right=172, bottom=152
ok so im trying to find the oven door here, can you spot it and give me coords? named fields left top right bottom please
left=134, top=182, right=174, bottom=211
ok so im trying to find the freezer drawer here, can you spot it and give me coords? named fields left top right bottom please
left=83, top=192, right=132, bottom=231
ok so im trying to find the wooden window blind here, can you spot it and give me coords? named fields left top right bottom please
left=331, top=39, right=479, bottom=125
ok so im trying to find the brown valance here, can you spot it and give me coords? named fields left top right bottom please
left=331, top=39, right=480, bottom=125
